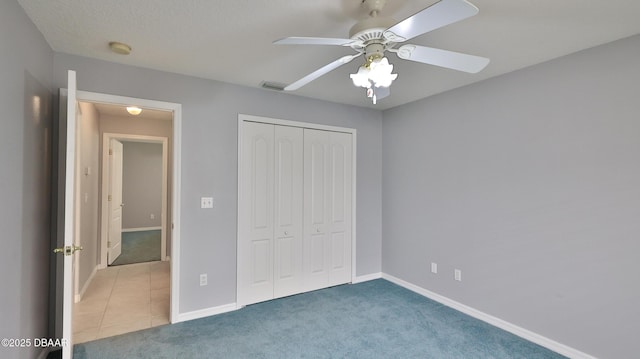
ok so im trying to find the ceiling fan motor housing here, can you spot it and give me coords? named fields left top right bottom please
left=349, top=17, right=396, bottom=42
left=364, top=43, right=385, bottom=61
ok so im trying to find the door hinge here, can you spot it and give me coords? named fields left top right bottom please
left=107, top=241, right=111, bottom=248
left=109, top=149, right=113, bottom=155
left=108, top=194, right=112, bottom=202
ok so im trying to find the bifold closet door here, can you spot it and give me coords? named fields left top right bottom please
left=273, top=126, right=304, bottom=298
left=238, top=121, right=275, bottom=306
left=239, top=121, right=351, bottom=306
left=303, top=129, right=352, bottom=292
left=239, top=122, right=304, bottom=306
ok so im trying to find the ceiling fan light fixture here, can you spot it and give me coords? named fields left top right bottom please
left=126, top=106, right=142, bottom=115
left=350, top=56, right=398, bottom=104
left=350, top=66, right=372, bottom=88
left=368, top=57, right=397, bottom=88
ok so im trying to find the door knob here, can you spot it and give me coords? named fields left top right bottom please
left=316, top=228, right=321, bottom=233
left=284, top=231, right=289, bottom=236
left=53, top=245, right=83, bottom=256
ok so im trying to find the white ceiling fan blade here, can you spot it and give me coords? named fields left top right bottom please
left=274, top=37, right=361, bottom=47
left=285, top=54, right=362, bottom=91
left=396, top=44, right=489, bottom=73
left=384, top=0, right=479, bottom=43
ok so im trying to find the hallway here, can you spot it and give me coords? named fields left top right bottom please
left=72, top=261, right=170, bottom=343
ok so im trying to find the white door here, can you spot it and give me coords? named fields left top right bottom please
left=107, top=139, right=124, bottom=264
left=303, top=129, right=330, bottom=291
left=60, top=70, right=78, bottom=359
left=303, top=129, right=352, bottom=291
left=327, top=131, right=352, bottom=285
left=273, top=125, right=303, bottom=298
left=238, top=121, right=275, bottom=305
left=238, top=118, right=353, bottom=306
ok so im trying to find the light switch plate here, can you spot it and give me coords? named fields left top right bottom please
left=454, top=269, right=462, bottom=282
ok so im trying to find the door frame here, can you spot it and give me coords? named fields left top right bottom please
left=75, top=90, right=182, bottom=323
left=100, top=133, right=169, bottom=266
left=236, top=113, right=358, bottom=302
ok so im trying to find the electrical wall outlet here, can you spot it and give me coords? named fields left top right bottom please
left=200, top=273, right=208, bottom=286
left=150, top=213, right=155, bottom=220
left=454, top=269, right=462, bottom=282
left=201, top=197, right=214, bottom=209
left=431, top=262, right=438, bottom=274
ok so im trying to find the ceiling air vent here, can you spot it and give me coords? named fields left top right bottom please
left=260, top=81, right=286, bottom=91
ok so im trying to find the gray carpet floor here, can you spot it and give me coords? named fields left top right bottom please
left=73, top=279, right=564, bottom=358
left=110, top=230, right=161, bottom=266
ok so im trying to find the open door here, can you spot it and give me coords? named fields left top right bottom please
left=53, top=70, right=81, bottom=359
left=107, top=139, right=124, bottom=264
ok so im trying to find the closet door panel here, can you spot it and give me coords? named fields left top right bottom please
left=310, top=141, right=326, bottom=226
left=238, top=122, right=274, bottom=305
left=331, top=144, right=346, bottom=224
left=303, top=129, right=330, bottom=291
left=328, top=132, right=352, bottom=285
left=239, top=120, right=353, bottom=305
left=274, top=125, right=304, bottom=297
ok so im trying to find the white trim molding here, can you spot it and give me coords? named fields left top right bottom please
left=75, top=265, right=99, bottom=303
left=352, top=272, right=382, bottom=284
left=122, top=226, right=163, bottom=233
left=381, top=273, right=596, bottom=359
left=100, top=133, right=169, bottom=266
left=76, top=90, right=182, bottom=326
left=174, top=303, right=239, bottom=323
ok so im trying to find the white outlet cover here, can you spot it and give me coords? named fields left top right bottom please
left=201, top=197, right=214, bottom=209
left=454, top=269, right=462, bottom=281
left=431, top=262, right=437, bottom=274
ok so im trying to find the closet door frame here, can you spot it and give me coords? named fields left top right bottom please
left=237, top=114, right=357, bottom=306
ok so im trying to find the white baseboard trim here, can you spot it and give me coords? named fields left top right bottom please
left=122, top=226, right=162, bottom=233
left=75, top=265, right=99, bottom=303
left=352, top=272, right=382, bottom=284
left=174, top=303, right=239, bottom=323
left=381, top=273, right=595, bottom=359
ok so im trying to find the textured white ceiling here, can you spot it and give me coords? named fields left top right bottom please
left=18, top=0, right=640, bottom=110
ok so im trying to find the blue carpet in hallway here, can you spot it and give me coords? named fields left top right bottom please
left=73, top=279, right=564, bottom=358
left=110, top=230, right=161, bottom=266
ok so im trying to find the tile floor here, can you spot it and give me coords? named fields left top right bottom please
left=73, top=260, right=170, bottom=344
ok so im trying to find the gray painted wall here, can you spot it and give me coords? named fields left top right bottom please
left=77, top=102, right=100, bottom=297
left=0, top=1, right=53, bottom=359
left=382, top=34, right=640, bottom=358
left=53, top=53, right=383, bottom=313
left=122, top=142, right=163, bottom=229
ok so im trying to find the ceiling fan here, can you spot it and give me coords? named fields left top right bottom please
left=274, top=0, right=489, bottom=104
